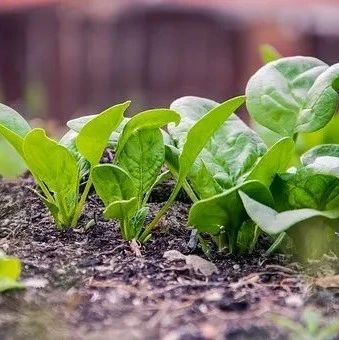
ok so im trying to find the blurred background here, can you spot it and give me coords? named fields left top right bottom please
left=1, top=0, right=339, bottom=176
left=1, top=0, right=339, bottom=123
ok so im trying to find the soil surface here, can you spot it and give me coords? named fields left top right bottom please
left=0, top=178, right=338, bottom=340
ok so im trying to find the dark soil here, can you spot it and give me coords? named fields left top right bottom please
left=0, top=178, right=338, bottom=340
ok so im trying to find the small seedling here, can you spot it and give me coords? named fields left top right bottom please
left=0, top=101, right=130, bottom=228
left=0, top=253, right=24, bottom=292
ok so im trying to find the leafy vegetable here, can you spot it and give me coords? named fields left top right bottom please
left=167, top=96, right=264, bottom=199
left=246, top=57, right=339, bottom=137
left=0, top=254, right=24, bottom=292
left=139, top=95, right=246, bottom=241
left=167, top=96, right=293, bottom=253
left=189, top=180, right=273, bottom=252
left=92, top=108, right=180, bottom=240
left=241, top=144, right=339, bottom=258
left=0, top=101, right=130, bottom=228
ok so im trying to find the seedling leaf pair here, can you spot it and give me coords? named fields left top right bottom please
left=0, top=101, right=130, bottom=228
left=92, top=108, right=180, bottom=240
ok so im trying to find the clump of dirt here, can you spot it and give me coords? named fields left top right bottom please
left=0, top=179, right=338, bottom=340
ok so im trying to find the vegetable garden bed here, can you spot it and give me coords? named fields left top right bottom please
left=0, top=178, right=338, bottom=339
left=1, top=53, right=339, bottom=339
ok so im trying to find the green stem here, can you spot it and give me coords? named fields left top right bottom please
left=139, top=183, right=181, bottom=242
left=183, top=180, right=198, bottom=202
left=265, top=232, right=286, bottom=256
left=70, top=177, right=93, bottom=228
left=33, top=175, right=55, bottom=203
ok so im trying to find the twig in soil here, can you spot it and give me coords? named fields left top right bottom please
left=265, top=264, right=297, bottom=274
left=96, top=244, right=129, bottom=256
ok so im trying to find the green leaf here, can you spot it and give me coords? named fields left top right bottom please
left=272, top=166, right=339, bottom=211
left=76, top=101, right=130, bottom=165
left=104, top=197, right=138, bottom=220
left=169, top=96, right=265, bottom=198
left=92, top=164, right=137, bottom=206
left=246, top=56, right=339, bottom=136
left=23, top=128, right=79, bottom=219
left=240, top=191, right=339, bottom=234
left=259, top=44, right=282, bottom=64
left=301, top=144, right=339, bottom=166
left=115, top=108, right=180, bottom=159
left=0, top=255, right=24, bottom=293
left=245, top=137, right=294, bottom=186
left=0, top=136, right=26, bottom=178
left=68, top=116, right=129, bottom=147
left=176, top=96, right=247, bottom=187
left=237, top=220, right=259, bottom=254
left=0, top=103, right=31, bottom=155
left=189, top=180, right=273, bottom=235
left=59, top=130, right=90, bottom=178
left=118, top=129, right=165, bottom=200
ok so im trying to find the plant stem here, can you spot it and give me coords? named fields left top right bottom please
left=265, top=232, right=286, bottom=256
left=70, top=177, right=93, bottom=228
left=183, top=180, right=198, bottom=202
left=139, top=183, right=181, bottom=242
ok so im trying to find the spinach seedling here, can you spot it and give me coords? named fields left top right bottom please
left=92, top=97, right=245, bottom=241
left=166, top=96, right=267, bottom=199
left=92, top=108, right=180, bottom=240
left=166, top=96, right=294, bottom=253
left=188, top=137, right=294, bottom=253
left=0, top=101, right=130, bottom=229
left=246, top=56, right=339, bottom=138
left=240, top=144, right=339, bottom=259
left=0, top=253, right=24, bottom=292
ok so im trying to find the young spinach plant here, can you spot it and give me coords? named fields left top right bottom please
left=0, top=101, right=130, bottom=229
left=92, top=96, right=245, bottom=242
left=240, top=144, right=339, bottom=259
left=92, top=108, right=180, bottom=240
left=166, top=96, right=294, bottom=253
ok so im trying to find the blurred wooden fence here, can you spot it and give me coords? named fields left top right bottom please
left=0, top=2, right=339, bottom=122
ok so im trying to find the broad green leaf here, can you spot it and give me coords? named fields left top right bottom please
left=68, top=116, right=129, bottom=146
left=301, top=144, right=339, bottom=166
left=76, top=101, right=130, bottom=165
left=59, top=130, right=89, bottom=178
left=169, top=96, right=265, bottom=198
left=246, top=56, right=339, bottom=136
left=240, top=191, right=339, bottom=234
left=189, top=180, right=273, bottom=235
left=175, top=96, right=247, bottom=188
left=272, top=166, right=339, bottom=211
left=259, top=44, right=282, bottom=64
left=23, top=129, right=79, bottom=217
left=92, top=164, right=137, bottom=206
left=118, top=129, right=164, bottom=200
left=115, top=108, right=180, bottom=158
left=104, top=197, right=138, bottom=220
left=0, top=136, right=26, bottom=178
left=245, top=137, right=294, bottom=186
left=0, top=103, right=31, bottom=137
left=0, top=103, right=31, bottom=155
left=305, top=156, right=339, bottom=179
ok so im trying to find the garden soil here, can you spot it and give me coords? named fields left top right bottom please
left=0, top=178, right=338, bottom=340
